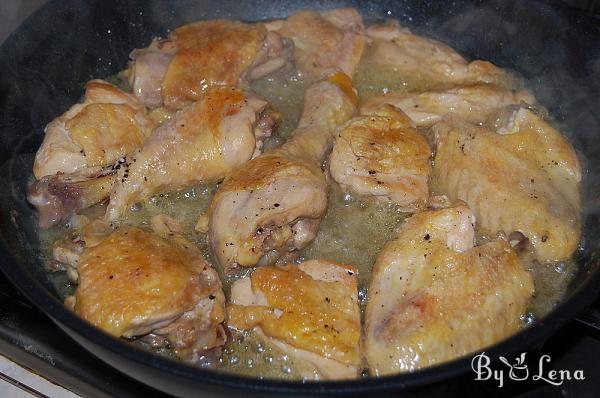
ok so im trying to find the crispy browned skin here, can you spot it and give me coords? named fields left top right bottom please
left=129, top=20, right=292, bottom=109
left=105, top=87, right=275, bottom=222
left=432, top=108, right=581, bottom=262
left=228, top=260, right=361, bottom=379
left=34, top=80, right=155, bottom=179
left=266, top=8, right=366, bottom=81
left=329, top=105, right=431, bottom=209
left=208, top=73, right=357, bottom=269
left=72, top=227, right=226, bottom=362
left=67, top=105, right=146, bottom=166
left=163, top=21, right=265, bottom=108
left=365, top=203, right=534, bottom=375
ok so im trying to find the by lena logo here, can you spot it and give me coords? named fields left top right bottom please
left=471, top=352, right=585, bottom=388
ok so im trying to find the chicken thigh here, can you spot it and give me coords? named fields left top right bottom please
left=432, top=108, right=581, bottom=262
left=105, top=87, right=277, bottom=222
left=208, top=73, right=357, bottom=269
left=360, top=84, right=535, bottom=127
left=128, top=20, right=293, bottom=109
left=227, top=259, right=361, bottom=379
left=33, top=80, right=155, bottom=179
left=329, top=104, right=431, bottom=209
left=265, top=8, right=367, bottom=80
left=366, top=21, right=511, bottom=87
left=365, top=203, right=534, bottom=375
left=68, top=226, right=226, bottom=363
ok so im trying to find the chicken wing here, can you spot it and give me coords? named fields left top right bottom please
left=360, top=84, right=535, bottom=127
left=432, top=108, right=581, bottom=262
left=68, top=226, right=226, bottom=363
left=365, top=203, right=534, bottom=375
left=329, top=105, right=431, bottom=209
left=105, top=87, right=277, bottom=222
left=227, top=260, right=361, bottom=379
left=366, top=21, right=512, bottom=88
left=266, top=8, right=367, bottom=80
left=208, top=73, right=357, bottom=269
left=33, top=80, right=155, bottom=179
left=128, top=20, right=293, bottom=109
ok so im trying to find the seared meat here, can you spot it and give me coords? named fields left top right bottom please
left=128, top=39, right=177, bottom=109
left=208, top=73, right=357, bottom=269
left=266, top=8, right=367, bottom=80
left=228, top=259, right=361, bottom=379
left=34, top=80, right=155, bottom=179
left=68, top=226, right=226, bottom=364
left=366, top=21, right=513, bottom=87
left=432, top=108, right=581, bottom=262
left=105, top=87, right=277, bottom=222
left=360, top=84, right=535, bottom=127
left=26, top=8, right=584, bottom=382
left=365, top=203, right=534, bottom=374
left=329, top=105, right=431, bottom=209
left=128, top=20, right=293, bottom=109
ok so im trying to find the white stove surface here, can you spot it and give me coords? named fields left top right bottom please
left=0, top=355, right=79, bottom=398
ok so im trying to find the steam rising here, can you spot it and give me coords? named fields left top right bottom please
left=422, top=0, right=600, bottom=233
left=0, top=0, right=598, bottom=327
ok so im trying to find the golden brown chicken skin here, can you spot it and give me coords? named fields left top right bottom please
left=208, top=73, right=357, bottom=269
left=228, top=259, right=361, bottom=379
left=329, top=105, right=431, bottom=209
left=105, top=86, right=277, bottom=222
left=30, top=80, right=155, bottom=228
left=365, top=203, right=534, bottom=375
left=33, top=80, right=155, bottom=179
left=432, top=108, right=581, bottom=262
left=70, top=226, right=226, bottom=363
left=129, top=20, right=293, bottom=109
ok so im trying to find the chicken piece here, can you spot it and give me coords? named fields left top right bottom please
left=128, top=39, right=177, bottom=109
left=69, top=227, right=226, bottom=363
left=28, top=167, right=116, bottom=229
left=52, top=215, right=171, bottom=282
left=365, top=203, right=534, bottom=375
left=105, top=87, right=277, bottom=222
left=329, top=105, right=431, bottom=209
left=228, top=260, right=361, bottom=379
left=34, top=80, right=155, bottom=179
left=128, top=20, right=293, bottom=109
left=366, top=21, right=512, bottom=88
left=208, top=73, right=357, bottom=269
left=432, top=108, right=581, bottom=262
left=51, top=219, right=113, bottom=283
left=360, top=84, right=535, bottom=127
left=266, top=8, right=367, bottom=80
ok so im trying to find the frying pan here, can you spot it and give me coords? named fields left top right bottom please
left=0, top=0, right=599, bottom=396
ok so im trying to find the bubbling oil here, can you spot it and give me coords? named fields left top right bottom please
left=37, top=25, right=578, bottom=380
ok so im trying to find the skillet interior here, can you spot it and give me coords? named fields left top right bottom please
left=0, top=0, right=599, bottom=396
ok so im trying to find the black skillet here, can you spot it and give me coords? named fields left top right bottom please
left=0, top=0, right=599, bottom=397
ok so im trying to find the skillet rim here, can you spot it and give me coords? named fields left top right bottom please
left=0, top=245, right=598, bottom=394
left=0, top=0, right=599, bottom=394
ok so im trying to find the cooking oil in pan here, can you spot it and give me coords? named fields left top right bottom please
left=36, top=31, right=580, bottom=380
